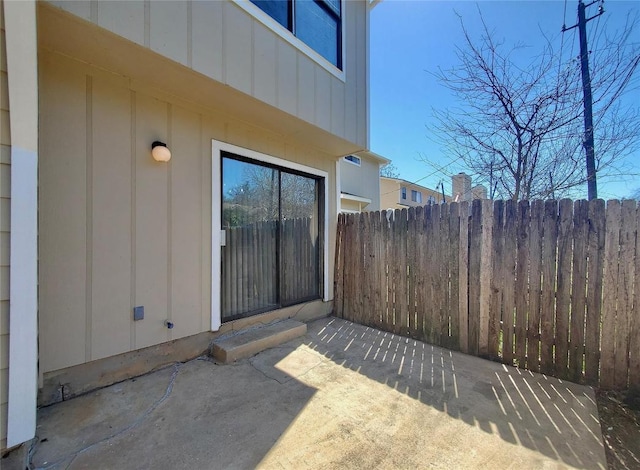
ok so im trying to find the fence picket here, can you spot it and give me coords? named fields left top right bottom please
left=383, top=210, right=392, bottom=330
left=468, top=200, right=482, bottom=355
left=540, top=200, right=559, bottom=375
left=356, top=214, right=365, bottom=326
left=479, top=200, right=493, bottom=356
left=371, top=211, right=383, bottom=329
left=362, top=212, right=373, bottom=328
left=425, top=206, right=439, bottom=344
left=396, top=209, right=409, bottom=335
left=528, top=200, right=544, bottom=373
left=585, top=199, right=605, bottom=384
left=555, top=199, right=573, bottom=379
left=601, top=200, right=621, bottom=389
left=415, top=207, right=427, bottom=342
left=458, top=202, right=470, bottom=354
left=334, top=214, right=344, bottom=317
left=441, top=204, right=452, bottom=347
left=449, top=203, right=460, bottom=350
left=570, top=201, right=588, bottom=382
left=515, top=200, right=530, bottom=368
left=615, top=200, right=636, bottom=388
left=489, top=200, right=504, bottom=360
left=502, top=200, right=517, bottom=365
left=407, top=207, right=418, bottom=337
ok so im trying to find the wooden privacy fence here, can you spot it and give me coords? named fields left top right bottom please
left=333, top=199, right=640, bottom=390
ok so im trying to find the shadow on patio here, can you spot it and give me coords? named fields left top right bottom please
left=290, top=317, right=605, bottom=469
left=30, top=317, right=606, bottom=469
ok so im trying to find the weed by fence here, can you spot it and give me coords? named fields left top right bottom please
left=333, top=199, right=640, bottom=390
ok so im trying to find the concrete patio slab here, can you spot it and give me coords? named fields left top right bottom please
left=29, top=317, right=606, bottom=469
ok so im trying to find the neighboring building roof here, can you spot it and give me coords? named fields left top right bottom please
left=354, top=150, right=391, bottom=165
left=340, top=192, right=372, bottom=205
left=380, top=176, right=442, bottom=193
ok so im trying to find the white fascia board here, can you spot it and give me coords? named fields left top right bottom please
left=340, top=193, right=372, bottom=205
left=211, top=140, right=331, bottom=330
left=354, top=150, right=391, bottom=165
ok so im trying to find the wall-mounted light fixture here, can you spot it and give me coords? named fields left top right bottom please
left=151, top=141, right=171, bottom=162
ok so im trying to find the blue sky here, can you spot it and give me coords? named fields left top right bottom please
left=369, top=0, right=640, bottom=199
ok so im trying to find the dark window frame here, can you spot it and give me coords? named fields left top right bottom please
left=220, top=151, right=325, bottom=321
left=344, top=155, right=361, bottom=166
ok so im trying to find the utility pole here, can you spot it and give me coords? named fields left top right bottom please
left=563, top=0, right=604, bottom=200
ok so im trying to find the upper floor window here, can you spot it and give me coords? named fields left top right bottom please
left=427, top=195, right=436, bottom=205
left=411, top=190, right=422, bottom=203
left=401, top=187, right=407, bottom=200
left=344, top=155, right=361, bottom=166
left=251, top=0, right=342, bottom=69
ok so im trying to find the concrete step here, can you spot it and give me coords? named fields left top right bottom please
left=211, top=319, right=307, bottom=363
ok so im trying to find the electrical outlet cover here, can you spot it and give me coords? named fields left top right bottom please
left=133, top=306, right=144, bottom=321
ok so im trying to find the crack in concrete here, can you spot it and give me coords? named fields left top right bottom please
left=248, top=357, right=287, bottom=385
left=247, top=346, right=328, bottom=385
left=29, top=363, right=182, bottom=470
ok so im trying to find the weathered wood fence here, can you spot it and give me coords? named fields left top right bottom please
left=333, top=199, right=640, bottom=390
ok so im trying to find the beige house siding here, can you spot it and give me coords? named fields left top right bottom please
left=39, top=50, right=338, bottom=375
left=340, top=154, right=382, bottom=212
left=45, top=0, right=368, bottom=149
left=380, top=177, right=401, bottom=210
left=380, top=177, right=450, bottom=211
left=0, top=0, right=9, bottom=450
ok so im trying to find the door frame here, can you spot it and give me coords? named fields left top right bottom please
left=211, top=140, right=329, bottom=331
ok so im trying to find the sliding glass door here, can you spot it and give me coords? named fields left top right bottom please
left=221, top=152, right=322, bottom=321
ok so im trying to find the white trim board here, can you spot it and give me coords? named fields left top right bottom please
left=8, top=148, right=38, bottom=448
left=211, top=140, right=330, bottom=331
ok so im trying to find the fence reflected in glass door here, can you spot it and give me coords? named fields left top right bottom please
left=221, top=153, right=321, bottom=321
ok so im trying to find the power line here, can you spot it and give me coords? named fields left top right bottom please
left=380, top=153, right=468, bottom=196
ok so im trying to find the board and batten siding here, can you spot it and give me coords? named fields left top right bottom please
left=39, top=50, right=338, bottom=375
left=0, top=0, right=9, bottom=450
left=340, top=157, right=382, bottom=211
left=45, top=0, right=368, bottom=149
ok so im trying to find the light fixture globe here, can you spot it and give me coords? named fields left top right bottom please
left=151, top=141, right=171, bottom=162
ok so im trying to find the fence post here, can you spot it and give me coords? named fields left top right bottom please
left=630, top=203, right=640, bottom=388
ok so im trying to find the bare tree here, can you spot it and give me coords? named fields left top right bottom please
left=380, top=163, right=400, bottom=178
left=430, top=8, right=640, bottom=200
